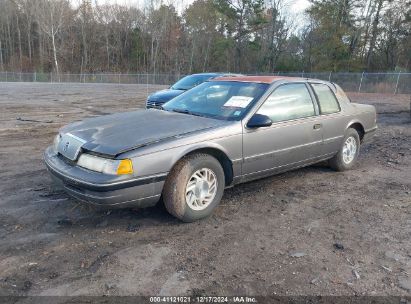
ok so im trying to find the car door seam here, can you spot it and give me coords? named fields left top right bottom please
left=244, top=140, right=323, bottom=162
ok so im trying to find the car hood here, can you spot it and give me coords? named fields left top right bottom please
left=148, top=89, right=185, bottom=103
left=60, top=109, right=227, bottom=157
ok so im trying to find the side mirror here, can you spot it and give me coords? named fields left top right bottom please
left=247, top=113, right=272, bottom=128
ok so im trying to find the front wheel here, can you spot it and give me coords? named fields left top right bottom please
left=329, top=128, right=361, bottom=171
left=162, top=153, right=225, bottom=222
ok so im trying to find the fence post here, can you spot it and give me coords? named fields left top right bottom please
left=50, top=72, right=52, bottom=83
left=328, top=71, right=332, bottom=82
left=5, top=71, right=7, bottom=82
left=34, top=72, right=36, bottom=82
left=146, top=73, right=149, bottom=97
left=358, top=72, right=364, bottom=92
left=118, top=73, right=121, bottom=84
left=394, top=72, right=401, bottom=94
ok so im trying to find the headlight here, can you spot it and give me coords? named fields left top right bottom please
left=77, top=153, right=133, bottom=175
left=53, top=134, right=61, bottom=152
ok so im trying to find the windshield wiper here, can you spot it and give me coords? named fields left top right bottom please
left=170, top=87, right=187, bottom=91
left=171, top=109, right=206, bottom=117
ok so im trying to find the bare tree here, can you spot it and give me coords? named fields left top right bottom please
left=35, top=0, right=70, bottom=74
left=366, top=0, right=385, bottom=69
left=0, top=0, right=409, bottom=73
left=13, top=0, right=34, bottom=64
left=262, top=0, right=295, bottom=71
left=95, top=3, right=113, bottom=70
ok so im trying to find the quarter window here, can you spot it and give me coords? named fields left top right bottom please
left=311, top=83, right=340, bottom=114
left=257, top=83, right=315, bottom=123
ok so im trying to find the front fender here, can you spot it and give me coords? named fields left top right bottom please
left=176, top=141, right=232, bottom=162
left=122, top=132, right=243, bottom=181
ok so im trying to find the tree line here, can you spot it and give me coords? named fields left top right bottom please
left=0, top=0, right=409, bottom=74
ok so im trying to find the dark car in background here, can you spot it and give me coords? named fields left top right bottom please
left=146, top=73, right=238, bottom=109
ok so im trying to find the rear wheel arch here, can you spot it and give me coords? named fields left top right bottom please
left=329, top=127, right=361, bottom=171
left=347, top=122, right=365, bottom=142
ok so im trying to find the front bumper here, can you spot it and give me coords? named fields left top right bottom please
left=146, top=100, right=165, bottom=109
left=44, top=147, right=166, bottom=208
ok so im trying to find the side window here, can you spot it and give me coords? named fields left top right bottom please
left=257, top=83, right=315, bottom=123
left=311, top=83, right=340, bottom=114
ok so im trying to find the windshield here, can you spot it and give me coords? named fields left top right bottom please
left=163, top=81, right=269, bottom=120
left=171, top=75, right=216, bottom=90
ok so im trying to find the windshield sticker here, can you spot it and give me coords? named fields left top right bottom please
left=223, top=96, right=253, bottom=108
left=233, top=110, right=242, bottom=116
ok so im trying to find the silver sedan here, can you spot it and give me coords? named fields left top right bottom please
left=44, top=76, right=377, bottom=222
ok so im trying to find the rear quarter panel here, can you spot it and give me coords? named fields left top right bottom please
left=335, top=83, right=377, bottom=134
left=320, top=87, right=377, bottom=155
left=348, top=103, right=377, bottom=133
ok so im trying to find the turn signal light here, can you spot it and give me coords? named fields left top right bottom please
left=117, top=159, right=134, bottom=175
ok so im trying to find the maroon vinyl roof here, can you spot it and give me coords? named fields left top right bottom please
left=211, top=75, right=304, bottom=84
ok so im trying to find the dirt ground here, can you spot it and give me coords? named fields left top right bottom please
left=0, top=83, right=410, bottom=297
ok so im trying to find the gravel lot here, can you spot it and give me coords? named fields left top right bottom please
left=0, top=83, right=410, bottom=297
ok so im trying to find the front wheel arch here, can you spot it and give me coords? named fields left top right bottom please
left=170, top=147, right=234, bottom=187
left=162, top=152, right=226, bottom=222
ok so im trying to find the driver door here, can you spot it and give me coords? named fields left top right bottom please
left=242, top=83, right=323, bottom=178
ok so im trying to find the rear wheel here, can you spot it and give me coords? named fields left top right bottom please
left=162, top=153, right=225, bottom=222
left=329, top=128, right=360, bottom=171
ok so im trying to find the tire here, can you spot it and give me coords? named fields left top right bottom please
left=329, top=128, right=361, bottom=171
left=162, top=153, right=225, bottom=222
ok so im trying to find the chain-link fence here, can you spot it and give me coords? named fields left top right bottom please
left=0, top=71, right=409, bottom=94
left=0, top=72, right=180, bottom=86
left=263, top=72, right=410, bottom=94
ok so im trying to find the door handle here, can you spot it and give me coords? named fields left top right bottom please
left=313, top=123, right=322, bottom=130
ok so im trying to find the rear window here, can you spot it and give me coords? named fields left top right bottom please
left=311, top=83, right=340, bottom=114
left=171, top=75, right=214, bottom=90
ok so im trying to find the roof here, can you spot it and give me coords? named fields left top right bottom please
left=211, top=75, right=305, bottom=84
left=191, top=72, right=244, bottom=77
left=191, top=72, right=224, bottom=76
